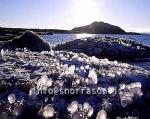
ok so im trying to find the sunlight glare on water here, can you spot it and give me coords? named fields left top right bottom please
left=41, top=34, right=150, bottom=46
left=75, top=33, right=94, bottom=39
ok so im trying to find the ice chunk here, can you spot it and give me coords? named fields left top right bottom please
left=85, top=65, right=90, bottom=70
left=120, top=95, right=133, bottom=108
left=119, top=83, right=126, bottom=91
left=42, top=105, right=54, bottom=118
left=91, top=56, right=99, bottom=64
left=67, top=101, right=78, bottom=114
left=1, top=49, right=4, bottom=59
left=72, top=54, right=78, bottom=59
left=126, top=82, right=142, bottom=90
left=88, top=69, right=98, bottom=84
left=121, top=63, right=129, bottom=68
left=101, top=58, right=110, bottom=65
left=76, top=79, right=80, bottom=85
left=80, top=66, right=85, bottom=71
left=24, top=47, right=27, bottom=52
left=83, top=102, right=90, bottom=110
left=60, top=53, right=63, bottom=57
left=137, top=46, right=140, bottom=49
left=39, top=74, right=48, bottom=85
left=113, top=61, right=118, bottom=65
left=96, top=110, right=107, bottom=119
left=50, top=50, right=54, bottom=56
left=106, top=72, right=115, bottom=78
left=78, top=57, right=83, bottom=62
left=108, top=86, right=116, bottom=95
left=46, top=79, right=53, bottom=87
left=8, top=94, right=16, bottom=104
left=116, top=71, right=121, bottom=76
left=87, top=108, right=94, bottom=117
left=41, top=51, right=49, bottom=54
left=67, top=65, right=76, bottom=74
left=130, top=82, right=142, bottom=89
left=37, top=74, right=49, bottom=90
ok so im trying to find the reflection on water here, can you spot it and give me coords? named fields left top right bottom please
left=41, top=34, right=150, bottom=46
left=75, top=33, right=94, bottom=39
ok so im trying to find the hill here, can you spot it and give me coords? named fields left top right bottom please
left=71, top=21, right=126, bottom=34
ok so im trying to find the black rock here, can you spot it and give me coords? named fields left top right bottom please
left=3, top=30, right=51, bottom=51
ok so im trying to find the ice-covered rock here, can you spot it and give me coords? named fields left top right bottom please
left=55, top=37, right=150, bottom=60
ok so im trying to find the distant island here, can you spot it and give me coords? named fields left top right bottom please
left=71, top=21, right=140, bottom=35
left=71, top=21, right=125, bottom=34
left=0, top=21, right=141, bottom=41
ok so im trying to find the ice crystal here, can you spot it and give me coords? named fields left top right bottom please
left=91, top=56, right=99, bottom=64
left=8, top=94, right=16, bottom=104
left=42, top=105, right=55, bottom=118
left=87, top=108, right=94, bottom=117
left=108, top=86, right=116, bottom=95
left=1, top=49, right=4, bottom=59
left=88, top=69, right=98, bottom=84
left=96, top=110, right=107, bottom=119
left=67, top=65, right=76, bottom=74
left=67, top=101, right=78, bottom=114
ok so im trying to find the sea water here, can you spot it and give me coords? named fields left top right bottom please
left=41, top=34, right=150, bottom=46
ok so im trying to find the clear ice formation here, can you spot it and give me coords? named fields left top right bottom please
left=0, top=49, right=149, bottom=119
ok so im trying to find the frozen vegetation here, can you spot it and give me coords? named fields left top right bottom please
left=0, top=48, right=150, bottom=119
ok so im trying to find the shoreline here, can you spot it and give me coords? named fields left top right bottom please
left=0, top=31, right=150, bottom=119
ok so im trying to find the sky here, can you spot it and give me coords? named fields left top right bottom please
left=0, top=0, right=150, bottom=32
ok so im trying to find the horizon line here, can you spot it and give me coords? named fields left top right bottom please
left=1, top=24, right=150, bottom=33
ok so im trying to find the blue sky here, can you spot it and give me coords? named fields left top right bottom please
left=0, top=0, right=150, bottom=32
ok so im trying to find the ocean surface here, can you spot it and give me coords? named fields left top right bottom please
left=41, top=34, right=150, bottom=46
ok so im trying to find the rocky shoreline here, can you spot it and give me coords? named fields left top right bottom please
left=0, top=31, right=150, bottom=119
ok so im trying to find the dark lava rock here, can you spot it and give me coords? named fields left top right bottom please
left=71, top=21, right=126, bottom=34
left=54, top=37, right=150, bottom=60
left=3, top=30, right=51, bottom=51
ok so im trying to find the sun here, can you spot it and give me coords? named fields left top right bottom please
left=72, top=0, right=99, bottom=26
